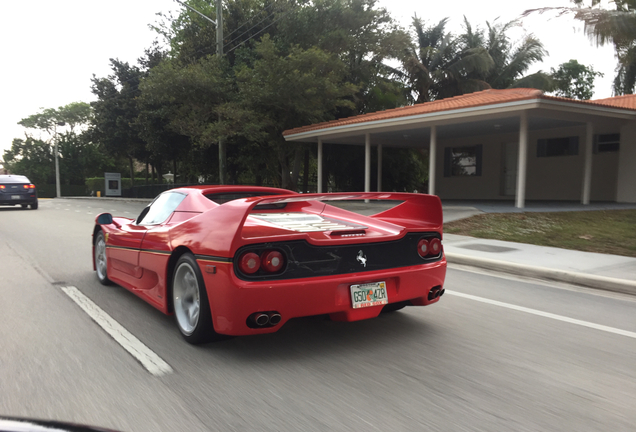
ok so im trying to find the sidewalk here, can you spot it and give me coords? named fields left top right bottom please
left=443, top=234, right=636, bottom=296
left=442, top=202, right=636, bottom=296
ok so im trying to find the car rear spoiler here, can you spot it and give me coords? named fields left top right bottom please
left=195, top=192, right=443, bottom=256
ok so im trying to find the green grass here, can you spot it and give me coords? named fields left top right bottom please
left=444, top=210, right=636, bottom=258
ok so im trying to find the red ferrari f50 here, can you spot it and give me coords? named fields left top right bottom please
left=93, top=186, right=447, bottom=344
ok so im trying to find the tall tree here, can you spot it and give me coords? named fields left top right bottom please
left=525, top=0, right=636, bottom=95
left=235, top=36, right=356, bottom=189
left=399, top=17, right=494, bottom=103
left=461, top=18, right=551, bottom=90
left=550, top=59, right=603, bottom=99
left=90, top=59, right=147, bottom=184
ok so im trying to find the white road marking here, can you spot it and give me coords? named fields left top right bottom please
left=447, top=290, right=636, bottom=340
left=60, top=285, right=173, bottom=376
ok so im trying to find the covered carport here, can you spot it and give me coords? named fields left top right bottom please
left=283, top=89, right=636, bottom=207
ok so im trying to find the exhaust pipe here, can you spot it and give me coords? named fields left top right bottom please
left=428, top=286, right=442, bottom=301
left=268, top=312, right=282, bottom=325
left=253, top=313, right=269, bottom=326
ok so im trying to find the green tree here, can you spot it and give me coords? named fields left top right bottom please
left=90, top=59, right=149, bottom=184
left=2, top=137, right=54, bottom=185
left=399, top=17, right=494, bottom=103
left=550, top=59, right=603, bottom=99
left=13, top=102, right=94, bottom=187
left=525, top=0, right=636, bottom=95
left=461, top=18, right=551, bottom=90
left=235, top=36, right=356, bottom=189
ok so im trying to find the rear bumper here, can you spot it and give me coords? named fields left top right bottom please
left=200, top=257, right=447, bottom=336
left=0, top=197, right=37, bottom=205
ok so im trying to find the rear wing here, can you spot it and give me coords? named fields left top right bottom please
left=190, top=192, right=443, bottom=256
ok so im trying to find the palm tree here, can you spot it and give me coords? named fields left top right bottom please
left=400, top=16, right=494, bottom=103
left=525, top=0, right=636, bottom=95
left=461, top=18, right=551, bottom=91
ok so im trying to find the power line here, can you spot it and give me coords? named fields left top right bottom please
left=224, top=1, right=279, bottom=40
left=224, top=2, right=299, bottom=54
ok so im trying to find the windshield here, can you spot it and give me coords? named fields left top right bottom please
left=137, top=192, right=186, bottom=225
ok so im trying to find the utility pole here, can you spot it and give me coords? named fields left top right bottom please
left=175, top=0, right=226, bottom=184
left=216, top=0, right=226, bottom=184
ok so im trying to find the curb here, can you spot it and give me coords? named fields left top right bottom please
left=445, top=252, right=636, bottom=296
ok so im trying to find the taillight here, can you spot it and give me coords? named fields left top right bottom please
left=239, top=252, right=260, bottom=274
left=417, top=239, right=430, bottom=258
left=417, top=237, right=442, bottom=258
left=22, top=184, right=35, bottom=189
left=261, top=250, right=284, bottom=273
left=0, top=185, right=5, bottom=189
left=429, top=238, right=442, bottom=255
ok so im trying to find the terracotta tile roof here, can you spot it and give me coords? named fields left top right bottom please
left=283, top=88, right=636, bottom=137
left=591, top=93, right=636, bottom=109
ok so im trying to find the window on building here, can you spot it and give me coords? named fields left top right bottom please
left=444, top=145, right=482, bottom=177
left=537, top=136, right=579, bottom=157
left=594, top=133, right=620, bottom=153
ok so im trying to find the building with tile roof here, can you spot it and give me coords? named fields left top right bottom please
left=283, top=88, right=636, bottom=207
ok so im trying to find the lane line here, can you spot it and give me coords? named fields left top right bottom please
left=446, top=290, right=636, bottom=340
left=60, top=285, right=173, bottom=376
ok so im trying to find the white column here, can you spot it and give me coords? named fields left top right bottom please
left=317, top=139, right=323, bottom=193
left=582, top=122, right=594, bottom=205
left=364, top=133, right=371, bottom=193
left=377, top=144, right=383, bottom=192
left=428, top=125, right=437, bottom=195
left=516, top=112, right=528, bottom=209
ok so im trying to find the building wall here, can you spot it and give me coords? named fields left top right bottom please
left=617, top=123, right=636, bottom=203
left=435, top=125, right=620, bottom=201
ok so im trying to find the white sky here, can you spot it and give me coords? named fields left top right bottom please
left=0, top=0, right=618, bottom=156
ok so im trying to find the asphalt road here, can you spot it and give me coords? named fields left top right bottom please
left=0, top=198, right=634, bottom=432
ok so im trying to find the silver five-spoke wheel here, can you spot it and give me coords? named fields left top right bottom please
left=94, top=231, right=110, bottom=285
left=173, top=262, right=201, bottom=335
left=171, top=253, right=219, bottom=344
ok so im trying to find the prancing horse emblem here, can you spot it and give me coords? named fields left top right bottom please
left=356, top=250, right=367, bottom=267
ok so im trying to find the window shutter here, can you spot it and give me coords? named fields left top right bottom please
left=444, top=147, right=452, bottom=177
left=475, top=144, right=483, bottom=176
left=537, top=139, right=547, bottom=157
left=569, top=136, right=579, bottom=155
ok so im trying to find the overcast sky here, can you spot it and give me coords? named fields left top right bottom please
left=0, top=0, right=617, bottom=156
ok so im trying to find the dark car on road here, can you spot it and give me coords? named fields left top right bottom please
left=0, top=175, right=38, bottom=209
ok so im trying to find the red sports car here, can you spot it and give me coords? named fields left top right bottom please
left=92, top=186, right=447, bottom=344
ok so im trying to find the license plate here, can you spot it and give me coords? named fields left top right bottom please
left=350, top=281, right=388, bottom=309
left=11, top=195, right=20, bottom=199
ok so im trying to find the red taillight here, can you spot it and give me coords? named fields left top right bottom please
left=429, top=238, right=442, bottom=255
left=239, top=252, right=260, bottom=274
left=261, top=250, right=284, bottom=273
left=418, top=237, right=442, bottom=258
left=22, top=184, right=35, bottom=189
left=0, top=185, right=5, bottom=189
left=417, top=239, right=430, bottom=258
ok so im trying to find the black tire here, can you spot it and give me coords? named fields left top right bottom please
left=172, top=253, right=221, bottom=344
left=30, top=200, right=38, bottom=210
left=94, top=231, right=111, bottom=285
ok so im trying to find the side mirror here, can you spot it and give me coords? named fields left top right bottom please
left=97, top=213, right=113, bottom=225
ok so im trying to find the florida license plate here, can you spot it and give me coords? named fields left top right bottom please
left=350, top=281, right=388, bottom=309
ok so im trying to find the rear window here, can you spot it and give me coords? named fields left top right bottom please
left=205, top=192, right=276, bottom=204
left=0, top=175, right=30, bottom=184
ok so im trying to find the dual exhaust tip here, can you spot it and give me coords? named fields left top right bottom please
left=428, top=286, right=444, bottom=301
left=248, top=311, right=282, bottom=328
